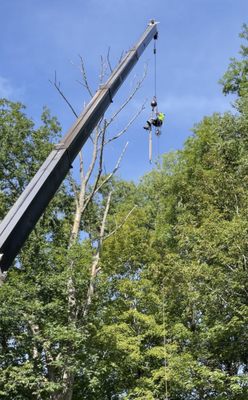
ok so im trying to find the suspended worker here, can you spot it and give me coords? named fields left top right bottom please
left=143, top=111, right=165, bottom=130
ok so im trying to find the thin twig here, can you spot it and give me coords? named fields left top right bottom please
left=49, top=71, right=78, bottom=118
left=78, top=55, right=93, bottom=98
left=107, top=47, right=113, bottom=73
left=80, top=140, right=128, bottom=218
left=118, top=50, right=124, bottom=64
left=105, top=101, right=146, bottom=145
left=105, top=65, right=147, bottom=129
left=91, top=141, right=128, bottom=197
left=103, top=205, right=137, bottom=241
left=99, top=55, right=108, bottom=83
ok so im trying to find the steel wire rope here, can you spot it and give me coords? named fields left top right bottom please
left=154, top=38, right=157, bottom=100
left=154, top=37, right=162, bottom=163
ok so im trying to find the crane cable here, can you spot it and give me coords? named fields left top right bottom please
left=154, top=37, right=162, bottom=162
left=154, top=37, right=157, bottom=101
left=149, top=38, right=158, bottom=164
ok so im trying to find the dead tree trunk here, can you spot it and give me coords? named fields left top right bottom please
left=49, top=57, right=145, bottom=400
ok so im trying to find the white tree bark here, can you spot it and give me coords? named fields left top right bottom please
left=49, top=57, right=145, bottom=400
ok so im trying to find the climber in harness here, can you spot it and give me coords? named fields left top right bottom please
left=144, top=111, right=165, bottom=131
left=143, top=97, right=165, bottom=163
left=143, top=96, right=165, bottom=135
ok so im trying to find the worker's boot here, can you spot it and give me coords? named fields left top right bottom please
left=143, top=121, right=152, bottom=130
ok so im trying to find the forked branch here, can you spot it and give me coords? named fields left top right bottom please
left=77, top=55, right=94, bottom=98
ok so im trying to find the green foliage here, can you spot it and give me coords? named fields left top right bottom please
left=0, top=100, right=61, bottom=215
left=220, top=24, right=248, bottom=97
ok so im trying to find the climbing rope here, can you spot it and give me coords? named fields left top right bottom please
left=156, top=133, right=161, bottom=162
left=162, top=282, right=169, bottom=400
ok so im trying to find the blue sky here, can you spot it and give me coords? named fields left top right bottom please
left=1, top=0, right=247, bottom=181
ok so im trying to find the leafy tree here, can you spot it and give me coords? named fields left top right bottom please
left=220, top=23, right=248, bottom=97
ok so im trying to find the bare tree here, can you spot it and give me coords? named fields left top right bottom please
left=47, top=55, right=146, bottom=400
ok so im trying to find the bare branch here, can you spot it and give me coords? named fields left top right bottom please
left=107, top=47, right=113, bottom=73
left=91, top=141, right=128, bottom=198
left=100, top=191, right=112, bottom=245
left=99, top=55, right=108, bottom=84
left=79, top=150, right=84, bottom=181
left=90, top=124, right=105, bottom=190
left=81, top=146, right=132, bottom=307
left=80, top=123, right=106, bottom=213
left=103, top=205, right=137, bottom=241
left=105, top=101, right=146, bottom=145
left=105, top=64, right=147, bottom=129
left=78, top=55, right=94, bottom=98
left=69, top=121, right=106, bottom=245
left=118, top=50, right=124, bottom=64
left=82, top=191, right=112, bottom=318
left=49, top=71, right=78, bottom=118
left=68, top=174, right=79, bottom=210
left=85, top=124, right=105, bottom=185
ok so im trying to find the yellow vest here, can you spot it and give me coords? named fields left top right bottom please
left=158, top=112, right=165, bottom=122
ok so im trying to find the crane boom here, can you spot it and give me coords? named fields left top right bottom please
left=0, top=20, right=158, bottom=272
